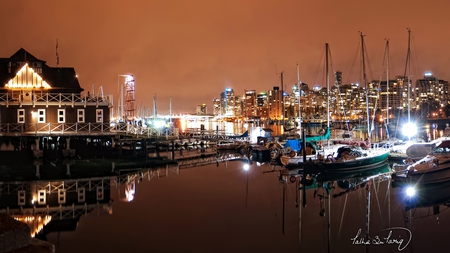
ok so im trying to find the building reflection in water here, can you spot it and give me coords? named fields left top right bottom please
left=0, top=163, right=179, bottom=241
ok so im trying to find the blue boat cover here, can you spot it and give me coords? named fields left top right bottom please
left=284, top=140, right=301, bottom=152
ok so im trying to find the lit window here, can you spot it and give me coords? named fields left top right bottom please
left=96, top=109, right=103, bottom=123
left=77, top=109, right=85, bottom=123
left=58, top=109, right=65, bottom=123
left=38, top=109, right=45, bottom=123
left=17, top=109, right=25, bottom=123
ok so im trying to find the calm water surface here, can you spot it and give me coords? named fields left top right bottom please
left=43, top=159, right=450, bottom=253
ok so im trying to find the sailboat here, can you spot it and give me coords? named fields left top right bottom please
left=387, top=29, right=428, bottom=161
left=283, top=36, right=389, bottom=174
left=280, top=44, right=343, bottom=166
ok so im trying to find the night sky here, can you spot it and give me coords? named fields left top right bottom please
left=1, top=0, right=450, bottom=114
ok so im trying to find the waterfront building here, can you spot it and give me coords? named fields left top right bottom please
left=219, top=88, right=236, bottom=117
left=376, top=76, right=408, bottom=121
left=0, top=48, right=114, bottom=158
left=284, top=83, right=300, bottom=119
left=244, top=90, right=257, bottom=118
left=268, top=86, right=283, bottom=120
left=396, top=75, right=416, bottom=111
left=415, top=72, right=449, bottom=106
left=256, top=92, right=268, bottom=119
left=210, top=70, right=449, bottom=130
left=331, top=83, right=353, bottom=120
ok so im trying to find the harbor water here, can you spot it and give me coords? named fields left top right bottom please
left=41, top=159, right=450, bottom=253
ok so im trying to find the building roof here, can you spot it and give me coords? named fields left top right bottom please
left=0, top=48, right=84, bottom=93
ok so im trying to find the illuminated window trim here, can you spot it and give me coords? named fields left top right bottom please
left=77, top=109, right=85, bottom=123
left=37, top=109, right=45, bottom=123
left=17, top=109, right=25, bottom=123
left=96, top=109, right=103, bottom=123
left=57, top=109, right=65, bottom=123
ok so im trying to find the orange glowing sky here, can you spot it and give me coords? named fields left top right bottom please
left=1, top=0, right=450, bottom=114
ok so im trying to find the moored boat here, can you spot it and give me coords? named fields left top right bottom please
left=392, top=139, right=450, bottom=185
left=285, top=144, right=389, bottom=175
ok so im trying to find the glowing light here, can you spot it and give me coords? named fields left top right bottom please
left=243, top=164, right=249, bottom=171
left=153, top=120, right=166, bottom=128
left=402, top=122, right=417, bottom=138
left=125, top=188, right=135, bottom=202
left=14, top=215, right=52, bottom=238
left=5, top=63, right=51, bottom=89
left=406, top=186, right=415, bottom=197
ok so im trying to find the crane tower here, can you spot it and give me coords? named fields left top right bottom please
left=118, top=75, right=136, bottom=120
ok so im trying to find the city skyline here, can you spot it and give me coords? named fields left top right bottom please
left=1, top=0, right=450, bottom=114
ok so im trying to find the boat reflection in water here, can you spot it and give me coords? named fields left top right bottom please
left=291, top=162, right=392, bottom=191
left=283, top=162, right=397, bottom=252
left=395, top=177, right=450, bottom=214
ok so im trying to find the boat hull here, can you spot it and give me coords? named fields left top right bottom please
left=286, top=150, right=390, bottom=175
left=392, top=164, right=450, bottom=185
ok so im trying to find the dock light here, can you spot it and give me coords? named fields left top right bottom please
left=243, top=164, right=249, bottom=171
left=153, top=120, right=166, bottom=128
left=402, top=122, right=417, bottom=138
left=406, top=186, right=416, bottom=197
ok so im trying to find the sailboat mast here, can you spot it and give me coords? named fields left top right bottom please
left=326, top=43, right=330, bottom=129
left=297, top=62, right=302, bottom=133
left=360, top=32, right=371, bottom=139
left=169, top=97, right=172, bottom=124
left=153, top=93, right=157, bottom=118
left=405, top=28, right=412, bottom=123
left=281, top=71, right=285, bottom=122
left=386, top=39, right=390, bottom=125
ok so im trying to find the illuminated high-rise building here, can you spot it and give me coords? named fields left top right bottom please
left=256, top=92, right=268, bottom=119
left=244, top=90, right=256, bottom=118
left=415, top=72, right=449, bottom=106
left=196, top=103, right=207, bottom=115
left=220, top=88, right=236, bottom=117
left=268, top=86, right=282, bottom=120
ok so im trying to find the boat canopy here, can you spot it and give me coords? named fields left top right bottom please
left=304, top=127, right=331, bottom=142
left=284, top=140, right=301, bottom=152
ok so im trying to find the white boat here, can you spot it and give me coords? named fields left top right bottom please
left=392, top=139, right=450, bottom=185
left=387, top=138, right=430, bottom=161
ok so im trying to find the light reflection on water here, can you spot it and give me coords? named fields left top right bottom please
left=42, top=158, right=450, bottom=253
left=183, top=120, right=327, bottom=137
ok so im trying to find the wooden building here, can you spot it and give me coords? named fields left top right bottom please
left=0, top=48, right=114, bottom=159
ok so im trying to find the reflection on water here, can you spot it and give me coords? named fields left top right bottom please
left=183, top=120, right=328, bottom=137
left=2, top=159, right=450, bottom=252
